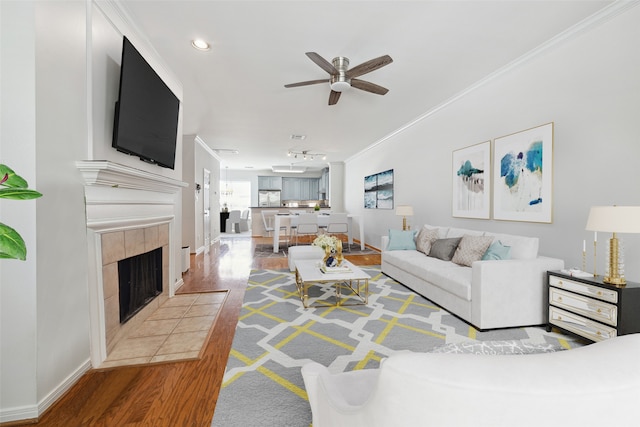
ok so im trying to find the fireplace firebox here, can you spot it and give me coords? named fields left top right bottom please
left=118, top=247, right=163, bottom=324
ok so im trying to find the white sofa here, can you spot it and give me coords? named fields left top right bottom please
left=381, top=225, right=564, bottom=330
left=301, top=334, right=640, bottom=427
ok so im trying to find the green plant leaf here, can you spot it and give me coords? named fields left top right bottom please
left=0, top=164, right=29, bottom=188
left=0, top=188, right=42, bottom=200
left=0, top=222, right=27, bottom=260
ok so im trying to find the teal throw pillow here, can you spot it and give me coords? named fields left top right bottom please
left=482, top=240, right=512, bottom=260
left=387, top=229, right=417, bottom=251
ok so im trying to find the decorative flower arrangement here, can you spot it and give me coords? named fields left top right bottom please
left=0, top=164, right=43, bottom=260
left=312, top=234, right=340, bottom=251
left=313, top=234, right=343, bottom=267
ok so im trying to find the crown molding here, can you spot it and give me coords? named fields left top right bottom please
left=347, top=0, right=640, bottom=163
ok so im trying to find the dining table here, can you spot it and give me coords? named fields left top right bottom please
left=272, top=213, right=365, bottom=253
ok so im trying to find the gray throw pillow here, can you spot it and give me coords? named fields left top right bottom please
left=428, top=237, right=462, bottom=261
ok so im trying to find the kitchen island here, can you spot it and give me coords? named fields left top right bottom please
left=249, top=207, right=330, bottom=237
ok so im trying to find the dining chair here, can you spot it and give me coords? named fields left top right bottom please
left=326, top=213, right=350, bottom=251
left=239, top=209, right=250, bottom=232
left=293, top=213, right=319, bottom=245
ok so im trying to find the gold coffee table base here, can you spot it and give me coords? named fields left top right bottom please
left=294, top=261, right=370, bottom=308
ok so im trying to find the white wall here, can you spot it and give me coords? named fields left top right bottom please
left=34, top=0, right=92, bottom=411
left=182, top=135, right=197, bottom=249
left=183, top=135, right=223, bottom=254
left=1, top=0, right=39, bottom=418
left=328, top=162, right=345, bottom=212
left=1, top=0, right=187, bottom=421
left=345, top=4, right=640, bottom=281
left=91, top=2, right=183, bottom=181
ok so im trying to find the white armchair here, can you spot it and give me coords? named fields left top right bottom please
left=302, top=334, right=640, bottom=427
left=225, top=210, right=241, bottom=233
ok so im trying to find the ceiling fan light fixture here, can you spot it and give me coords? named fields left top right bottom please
left=284, top=52, right=392, bottom=105
left=330, top=80, right=351, bottom=92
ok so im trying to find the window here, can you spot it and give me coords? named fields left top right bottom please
left=221, top=180, right=251, bottom=211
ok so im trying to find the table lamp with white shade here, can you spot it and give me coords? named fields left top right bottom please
left=395, top=205, right=414, bottom=231
left=586, top=206, right=640, bottom=286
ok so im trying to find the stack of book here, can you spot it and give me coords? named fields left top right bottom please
left=321, top=264, right=351, bottom=274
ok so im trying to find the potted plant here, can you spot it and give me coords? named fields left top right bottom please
left=0, top=164, right=42, bottom=260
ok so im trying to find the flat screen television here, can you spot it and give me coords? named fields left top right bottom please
left=112, top=36, right=180, bottom=169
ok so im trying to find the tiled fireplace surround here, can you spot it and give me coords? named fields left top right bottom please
left=77, top=161, right=187, bottom=366
left=101, top=224, right=170, bottom=355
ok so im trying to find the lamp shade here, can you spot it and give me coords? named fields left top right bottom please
left=396, top=205, right=414, bottom=216
left=585, top=206, right=640, bottom=233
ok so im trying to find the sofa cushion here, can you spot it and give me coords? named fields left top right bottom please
left=451, top=235, right=494, bottom=267
left=424, top=264, right=473, bottom=300
left=387, top=229, right=417, bottom=250
left=415, top=226, right=440, bottom=254
left=482, top=240, right=512, bottom=260
left=485, top=232, right=538, bottom=260
left=428, top=237, right=462, bottom=261
left=383, top=250, right=472, bottom=300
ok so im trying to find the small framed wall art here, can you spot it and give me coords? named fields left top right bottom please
left=364, top=169, right=394, bottom=209
left=452, top=141, right=491, bottom=219
left=493, top=122, right=554, bottom=223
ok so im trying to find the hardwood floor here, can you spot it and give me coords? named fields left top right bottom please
left=9, top=235, right=379, bottom=427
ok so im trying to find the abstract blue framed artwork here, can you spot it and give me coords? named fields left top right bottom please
left=493, top=122, right=553, bottom=223
left=452, top=141, right=491, bottom=219
left=364, top=169, right=394, bottom=209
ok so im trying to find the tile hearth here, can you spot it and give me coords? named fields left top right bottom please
left=98, top=291, right=227, bottom=369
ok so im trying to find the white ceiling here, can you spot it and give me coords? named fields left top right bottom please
left=121, top=0, right=612, bottom=173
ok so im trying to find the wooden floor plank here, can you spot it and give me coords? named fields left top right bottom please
left=7, top=236, right=379, bottom=427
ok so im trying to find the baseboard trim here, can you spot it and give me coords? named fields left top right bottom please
left=0, top=404, right=39, bottom=424
left=0, top=359, right=91, bottom=424
left=38, top=359, right=92, bottom=420
left=174, top=277, right=185, bottom=293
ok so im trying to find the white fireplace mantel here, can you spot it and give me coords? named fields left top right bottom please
left=76, top=160, right=188, bottom=193
left=76, top=160, right=187, bottom=367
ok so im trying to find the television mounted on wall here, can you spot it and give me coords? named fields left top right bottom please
left=112, top=36, right=180, bottom=169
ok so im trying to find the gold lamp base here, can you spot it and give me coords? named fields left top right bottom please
left=402, top=217, right=408, bottom=231
left=603, top=234, right=626, bottom=286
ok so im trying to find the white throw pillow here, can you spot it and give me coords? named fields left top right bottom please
left=415, top=226, right=440, bottom=254
left=451, top=235, right=494, bottom=267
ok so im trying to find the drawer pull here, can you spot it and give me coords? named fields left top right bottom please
left=557, top=296, right=563, bottom=302
left=597, top=308, right=602, bottom=313
left=597, top=291, right=603, bottom=296
left=558, top=280, right=563, bottom=285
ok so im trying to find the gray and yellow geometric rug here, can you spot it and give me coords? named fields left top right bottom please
left=211, top=267, right=585, bottom=427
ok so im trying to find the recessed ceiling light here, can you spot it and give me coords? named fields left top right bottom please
left=191, top=39, right=211, bottom=51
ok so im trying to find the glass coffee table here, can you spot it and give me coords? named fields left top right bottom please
left=294, top=260, right=370, bottom=308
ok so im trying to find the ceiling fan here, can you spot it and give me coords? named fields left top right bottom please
left=284, top=52, right=393, bottom=105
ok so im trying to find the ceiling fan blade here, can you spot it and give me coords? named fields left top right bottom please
left=351, top=79, right=389, bottom=95
left=306, top=52, right=338, bottom=75
left=284, top=79, right=329, bottom=88
left=328, top=90, right=341, bottom=105
left=347, top=55, right=393, bottom=78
